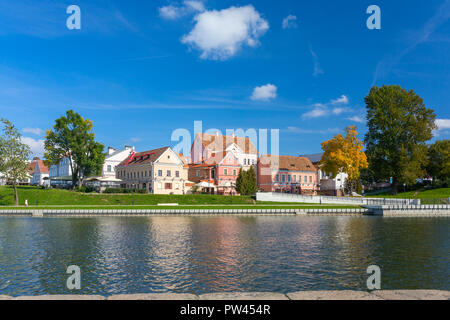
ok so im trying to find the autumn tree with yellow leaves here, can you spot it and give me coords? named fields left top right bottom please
left=320, top=126, right=368, bottom=194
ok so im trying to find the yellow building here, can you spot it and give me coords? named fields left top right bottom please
left=116, top=146, right=190, bottom=194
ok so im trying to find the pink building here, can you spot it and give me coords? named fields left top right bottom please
left=258, top=155, right=319, bottom=195
left=188, top=151, right=241, bottom=195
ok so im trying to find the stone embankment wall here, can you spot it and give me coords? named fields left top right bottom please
left=1, top=290, right=448, bottom=300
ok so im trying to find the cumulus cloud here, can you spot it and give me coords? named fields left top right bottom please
left=436, top=119, right=450, bottom=130
left=251, top=84, right=277, bottom=101
left=21, top=136, right=45, bottom=157
left=181, top=5, right=269, bottom=60
left=282, top=15, right=297, bottom=29
left=22, top=127, right=43, bottom=135
left=159, top=1, right=205, bottom=20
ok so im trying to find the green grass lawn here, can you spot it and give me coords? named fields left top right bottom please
left=366, top=188, right=450, bottom=203
left=0, top=186, right=257, bottom=206
left=0, top=186, right=360, bottom=209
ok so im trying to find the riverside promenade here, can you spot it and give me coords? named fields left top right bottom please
left=2, top=290, right=449, bottom=300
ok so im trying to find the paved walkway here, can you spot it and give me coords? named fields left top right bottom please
left=2, top=290, right=449, bottom=300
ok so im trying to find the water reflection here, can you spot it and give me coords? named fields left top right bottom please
left=0, top=216, right=448, bottom=296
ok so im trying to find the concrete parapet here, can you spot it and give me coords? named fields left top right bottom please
left=108, top=293, right=198, bottom=300
left=199, top=292, right=289, bottom=300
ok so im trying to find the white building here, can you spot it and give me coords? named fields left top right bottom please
left=302, top=153, right=349, bottom=196
left=102, top=146, right=134, bottom=178
left=29, top=157, right=49, bottom=186
left=49, top=157, right=73, bottom=187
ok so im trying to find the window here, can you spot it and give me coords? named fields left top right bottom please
left=233, top=169, right=237, bottom=176
left=287, top=175, right=291, bottom=182
left=211, top=170, right=215, bottom=179
left=293, top=175, right=296, bottom=182
left=282, top=175, right=286, bottom=182
left=107, top=165, right=112, bottom=172
left=158, top=170, right=163, bottom=177
left=175, top=171, right=180, bottom=177
left=224, top=169, right=228, bottom=175
left=244, top=159, right=246, bottom=165
left=196, top=170, right=200, bottom=177
left=310, top=176, right=312, bottom=183
left=165, top=183, right=172, bottom=190
left=167, top=170, right=171, bottom=177
left=276, top=174, right=280, bottom=182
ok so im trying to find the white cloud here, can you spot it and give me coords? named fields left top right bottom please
left=436, top=119, right=450, bottom=130
left=347, top=116, right=365, bottom=123
left=181, top=5, right=269, bottom=60
left=184, top=0, right=205, bottom=12
left=21, top=136, right=45, bottom=157
left=287, top=126, right=340, bottom=134
left=302, top=96, right=351, bottom=119
left=159, top=1, right=205, bottom=20
left=251, top=84, right=277, bottom=101
left=302, top=105, right=327, bottom=119
left=159, top=5, right=181, bottom=20
left=282, top=15, right=297, bottom=29
left=332, top=107, right=347, bottom=115
left=22, top=127, right=43, bottom=135
left=309, top=46, right=323, bottom=77
left=331, top=94, right=349, bottom=105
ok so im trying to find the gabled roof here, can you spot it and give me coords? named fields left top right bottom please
left=27, top=157, right=49, bottom=174
left=117, top=147, right=170, bottom=167
left=259, top=154, right=317, bottom=172
left=195, top=133, right=257, bottom=154
left=300, top=153, right=323, bottom=164
left=188, top=151, right=238, bottom=168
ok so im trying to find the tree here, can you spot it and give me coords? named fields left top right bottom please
left=44, top=110, right=105, bottom=189
left=235, top=168, right=247, bottom=195
left=426, top=140, right=450, bottom=185
left=364, top=85, right=436, bottom=194
left=235, top=166, right=258, bottom=196
left=0, top=119, right=31, bottom=206
left=320, top=126, right=368, bottom=193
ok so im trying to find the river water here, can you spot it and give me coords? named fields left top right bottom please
left=0, top=216, right=448, bottom=296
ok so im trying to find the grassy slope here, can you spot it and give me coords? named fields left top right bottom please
left=0, top=186, right=257, bottom=206
left=366, top=188, right=450, bottom=199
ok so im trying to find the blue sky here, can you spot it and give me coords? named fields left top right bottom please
left=0, top=0, right=449, bottom=158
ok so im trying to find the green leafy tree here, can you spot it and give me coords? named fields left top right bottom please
left=44, top=110, right=105, bottom=189
left=246, top=165, right=258, bottom=195
left=235, top=166, right=258, bottom=195
left=364, top=85, right=436, bottom=194
left=0, top=119, right=31, bottom=206
left=426, top=140, right=450, bottom=185
left=235, top=168, right=247, bottom=195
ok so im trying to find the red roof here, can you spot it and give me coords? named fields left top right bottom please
left=117, top=147, right=169, bottom=167
left=27, top=157, right=49, bottom=174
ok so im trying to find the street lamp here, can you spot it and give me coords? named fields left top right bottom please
left=230, top=181, right=235, bottom=205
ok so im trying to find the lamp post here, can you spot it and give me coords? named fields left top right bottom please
left=230, top=181, right=235, bottom=205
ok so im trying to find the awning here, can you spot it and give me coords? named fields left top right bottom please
left=85, top=176, right=122, bottom=182
left=196, top=181, right=216, bottom=188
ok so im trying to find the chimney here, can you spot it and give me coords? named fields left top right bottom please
left=108, top=147, right=116, bottom=155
